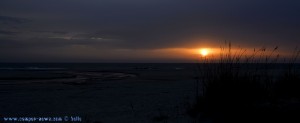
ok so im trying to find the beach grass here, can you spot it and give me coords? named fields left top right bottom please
left=187, top=42, right=300, bottom=123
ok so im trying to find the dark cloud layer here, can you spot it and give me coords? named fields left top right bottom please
left=0, top=0, right=300, bottom=62
left=0, top=15, right=29, bottom=24
left=0, top=30, right=19, bottom=35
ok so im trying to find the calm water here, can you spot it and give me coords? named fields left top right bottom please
left=0, top=63, right=299, bottom=80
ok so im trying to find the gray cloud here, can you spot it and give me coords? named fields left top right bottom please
left=0, top=15, right=29, bottom=24
left=0, top=30, right=19, bottom=35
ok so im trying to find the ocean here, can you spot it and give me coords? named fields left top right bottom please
left=0, top=63, right=198, bottom=123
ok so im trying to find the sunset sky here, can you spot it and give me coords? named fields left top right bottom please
left=0, top=0, right=299, bottom=62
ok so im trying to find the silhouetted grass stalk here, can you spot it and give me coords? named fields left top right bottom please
left=187, top=42, right=300, bottom=123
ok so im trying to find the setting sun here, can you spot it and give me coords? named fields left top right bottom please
left=199, top=49, right=209, bottom=56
